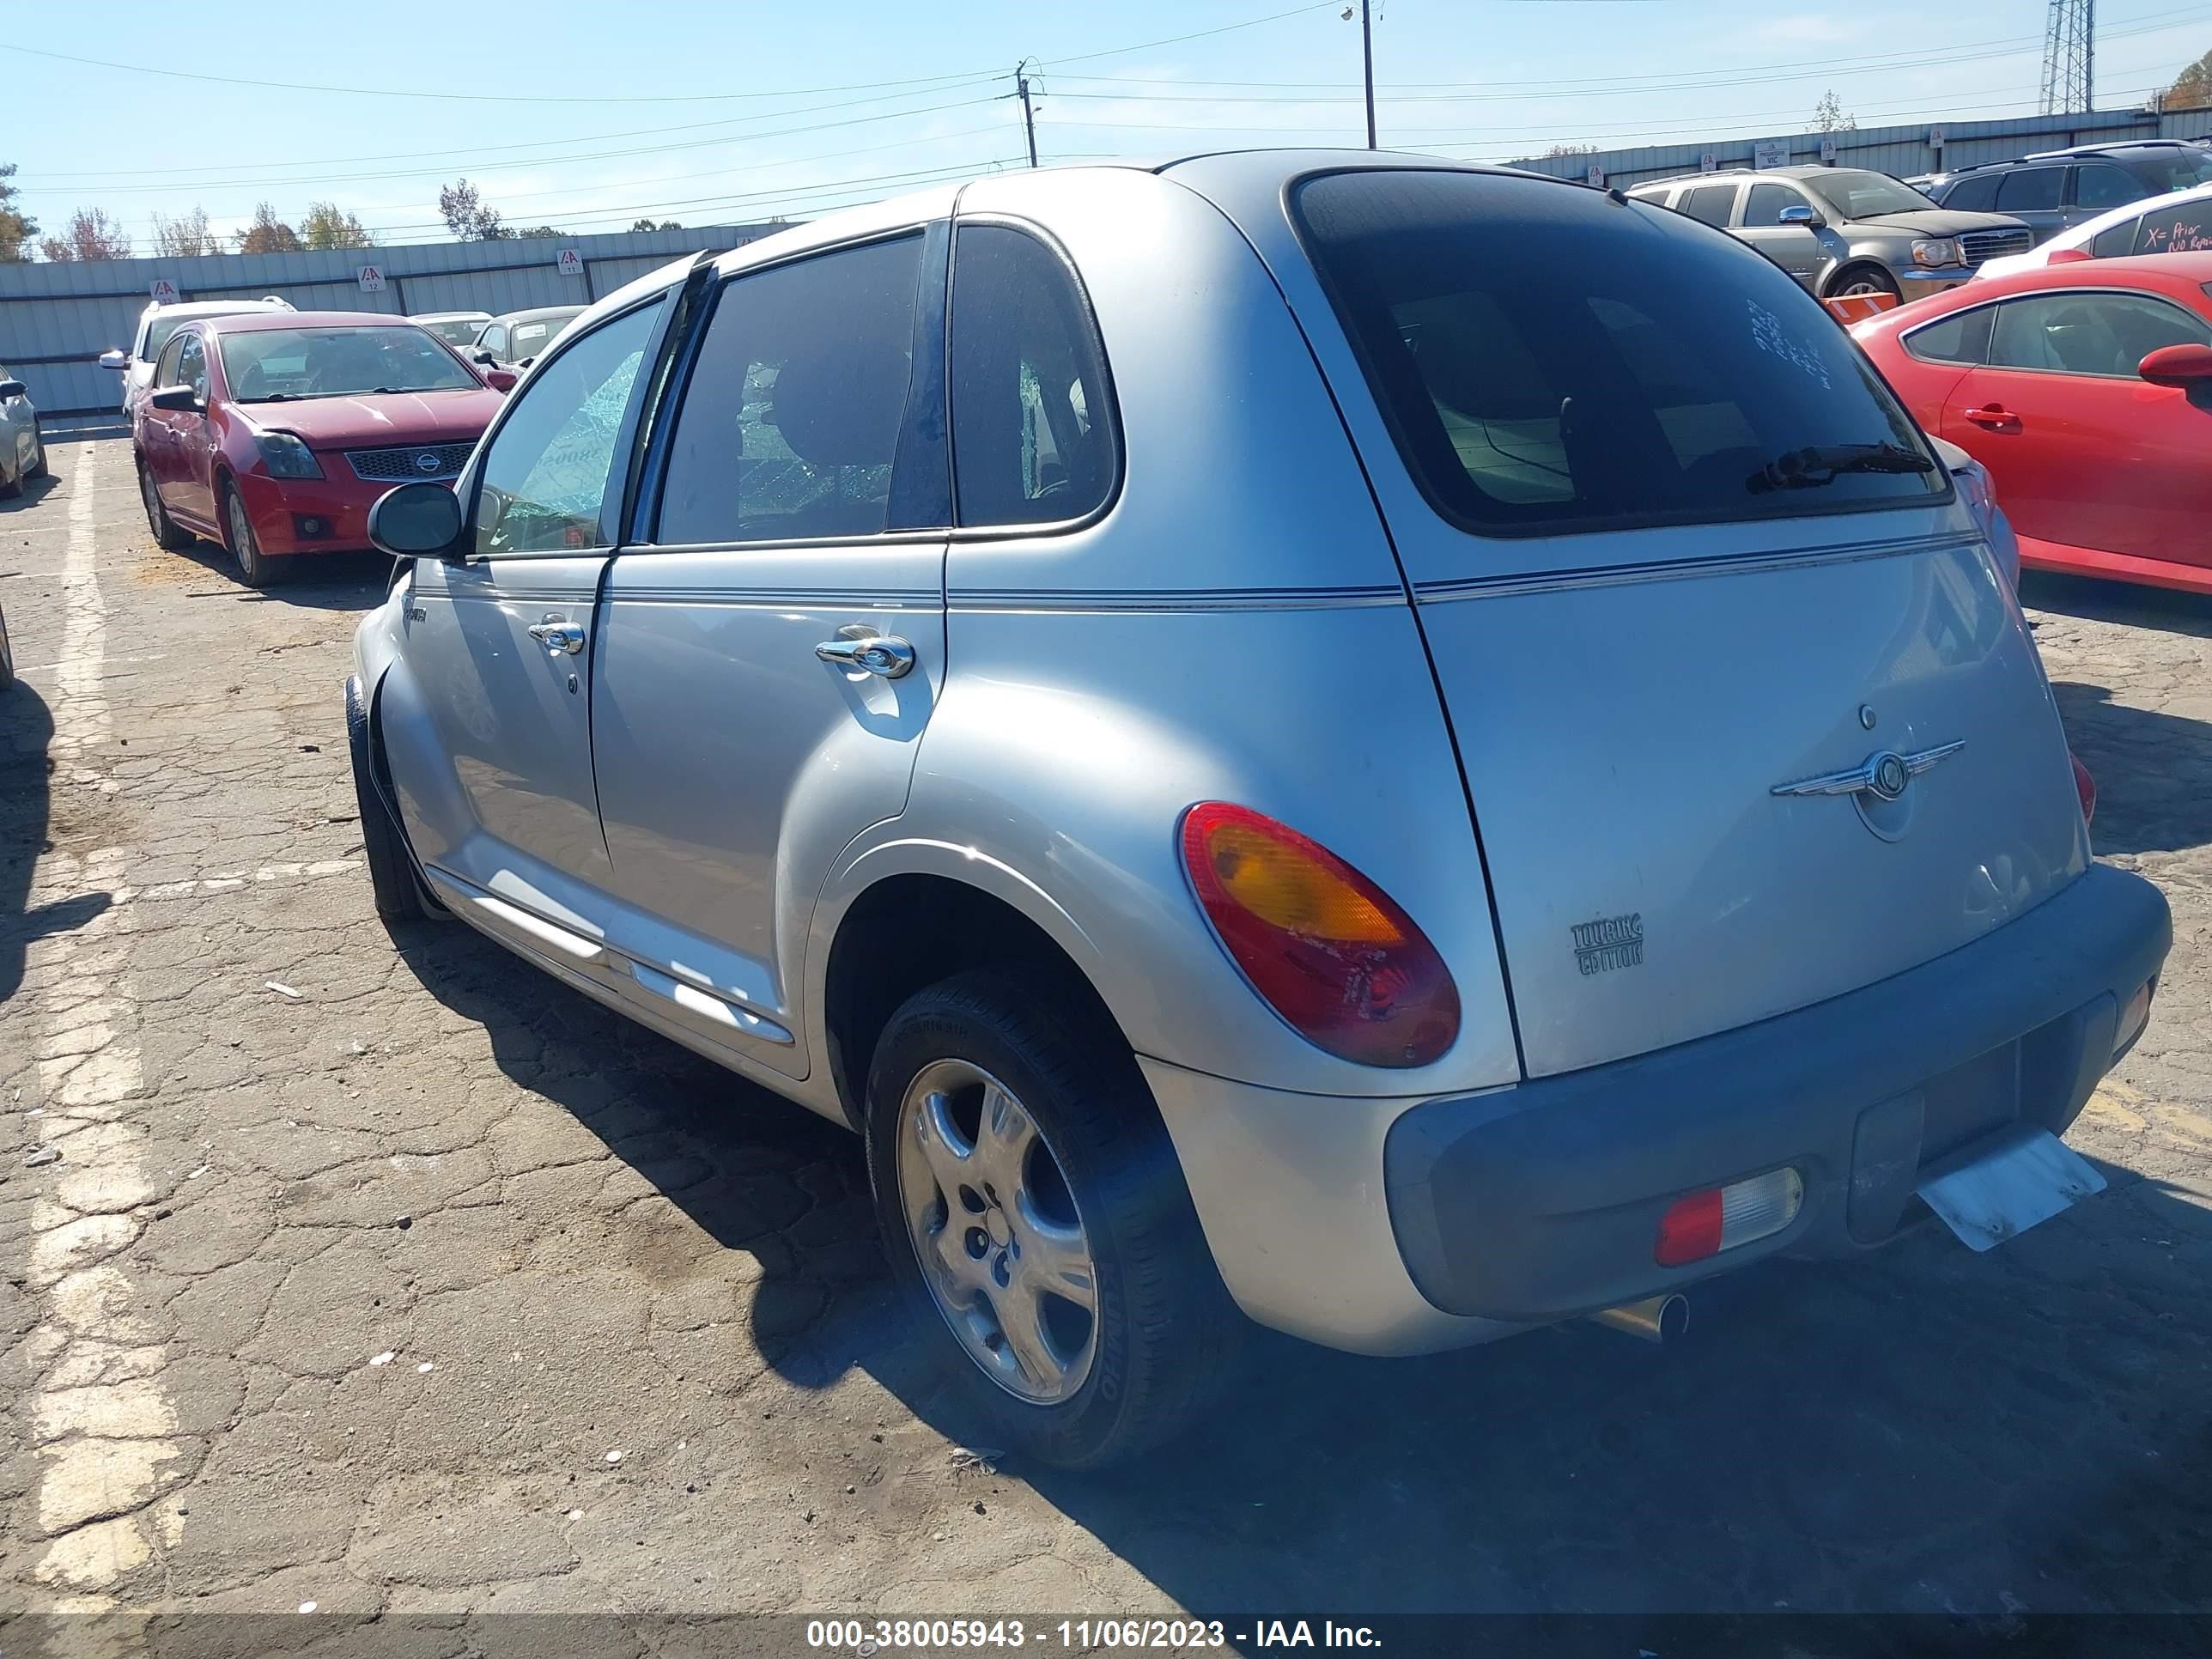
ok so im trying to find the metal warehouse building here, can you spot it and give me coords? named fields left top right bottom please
left=1510, top=104, right=2212, bottom=192
left=0, top=223, right=779, bottom=417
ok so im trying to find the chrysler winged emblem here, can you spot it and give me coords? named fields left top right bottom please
left=1771, top=740, right=1965, bottom=803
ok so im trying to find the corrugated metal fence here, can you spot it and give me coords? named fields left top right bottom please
left=1510, top=106, right=2212, bottom=193
left=0, top=222, right=778, bottom=416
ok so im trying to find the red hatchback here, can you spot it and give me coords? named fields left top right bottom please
left=1852, top=252, right=2212, bottom=595
left=133, top=311, right=509, bottom=585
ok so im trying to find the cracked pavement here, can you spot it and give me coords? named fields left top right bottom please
left=2, top=440, right=2209, bottom=1633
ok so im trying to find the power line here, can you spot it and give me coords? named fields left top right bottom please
left=14, top=94, right=1006, bottom=201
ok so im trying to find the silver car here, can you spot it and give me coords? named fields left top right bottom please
left=349, top=154, right=2170, bottom=1468
left=0, top=366, right=44, bottom=498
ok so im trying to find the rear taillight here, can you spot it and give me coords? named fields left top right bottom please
left=1179, top=802, right=1460, bottom=1067
left=2070, top=752, right=2096, bottom=825
left=1655, top=1169, right=1803, bottom=1267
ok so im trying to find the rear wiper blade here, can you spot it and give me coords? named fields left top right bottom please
left=1748, top=441, right=1936, bottom=492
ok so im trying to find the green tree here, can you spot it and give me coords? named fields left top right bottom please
left=629, top=216, right=684, bottom=231
left=438, top=179, right=505, bottom=240
left=1813, top=89, right=1856, bottom=133
left=300, top=201, right=375, bottom=250
left=234, top=202, right=303, bottom=255
left=0, top=164, right=37, bottom=264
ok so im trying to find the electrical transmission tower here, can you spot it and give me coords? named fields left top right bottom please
left=2039, top=0, right=2095, bottom=115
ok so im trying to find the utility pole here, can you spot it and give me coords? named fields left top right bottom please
left=1016, top=60, right=1040, bottom=169
left=1361, top=0, right=1376, bottom=149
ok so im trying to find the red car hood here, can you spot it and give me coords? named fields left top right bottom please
left=236, top=387, right=501, bottom=452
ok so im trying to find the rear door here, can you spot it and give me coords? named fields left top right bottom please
left=1996, top=165, right=2069, bottom=244
left=590, top=228, right=948, bottom=1079
left=386, top=293, right=672, bottom=921
left=1277, top=167, right=2086, bottom=1078
left=1944, top=286, right=2212, bottom=568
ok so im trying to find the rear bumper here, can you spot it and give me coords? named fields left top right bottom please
left=1152, top=864, right=2168, bottom=1355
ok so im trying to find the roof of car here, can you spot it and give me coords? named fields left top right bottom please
left=490, top=306, right=586, bottom=325
left=411, top=310, right=490, bottom=322
left=140, top=298, right=292, bottom=320
left=191, top=309, right=417, bottom=335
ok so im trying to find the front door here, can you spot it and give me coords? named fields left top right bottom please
left=1942, top=287, right=2212, bottom=568
left=1735, top=181, right=1823, bottom=289
left=591, top=228, right=949, bottom=1078
left=387, top=293, right=672, bottom=920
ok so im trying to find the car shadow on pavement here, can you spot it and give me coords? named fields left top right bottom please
left=0, top=679, right=113, bottom=1005
left=159, top=538, right=394, bottom=611
left=0, top=471, right=62, bottom=515
left=390, top=917, right=2212, bottom=1617
left=2051, top=680, right=2212, bottom=857
left=2021, top=571, right=2212, bottom=641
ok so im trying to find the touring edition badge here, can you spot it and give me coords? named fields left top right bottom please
left=1571, top=912, right=1644, bottom=976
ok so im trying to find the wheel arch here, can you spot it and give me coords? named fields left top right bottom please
left=1823, top=257, right=1899, bottom=298
left=812, top=849, right=1132, bottom=1133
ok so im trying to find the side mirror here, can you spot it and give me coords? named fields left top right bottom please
left=2047, top=246, right=2094, bottom=264
left=471, top=349, right=499, bottom=367
left=0, top=380, right=25, bottom=402
left=147, top=385, right=200, bottom=412
left=1778, top=204, right=1827, bottom=229
left=98, top=349, right=129, bottom=371
left=2138, top=342, right=2212, bottom=386
left=483, top=368, right=519, bottom=392
left=368, top=481, right=465, bottom=558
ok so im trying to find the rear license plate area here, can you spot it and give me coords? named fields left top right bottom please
left=1917, top=1040, right=2021, bottom=1164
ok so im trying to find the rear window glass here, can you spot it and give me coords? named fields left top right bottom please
left=2118, top=147, right=2212, bottom=193
left=1291, top=169, right=1942, bottom=538
left=1676, top=185, right=1735, bottom=227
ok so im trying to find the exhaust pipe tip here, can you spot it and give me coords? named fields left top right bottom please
left=1586, top=1292, right=1689, bottom=1345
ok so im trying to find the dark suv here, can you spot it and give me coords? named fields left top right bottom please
left=1919, top=140, right=2212, bottom=246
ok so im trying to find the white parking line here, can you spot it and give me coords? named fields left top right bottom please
left=24, top=447, right=185, bottom=1601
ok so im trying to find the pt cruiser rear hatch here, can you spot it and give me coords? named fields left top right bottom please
left=1200, top=163, right=2091, bottom=1079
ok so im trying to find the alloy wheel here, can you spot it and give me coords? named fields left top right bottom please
left=895, top=1058, right=1099, bottom=1404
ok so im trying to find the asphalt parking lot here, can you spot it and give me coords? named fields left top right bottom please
left=3, top=437, right=2209, bottom=1626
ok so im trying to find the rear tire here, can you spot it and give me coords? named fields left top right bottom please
left=0, top=454, right=19, bottom=501
left=139, top=457, right=194, bottom=551
left=222, top=481, right=281, bottom=588
left=25, top=428, right=46, bottom=480
left=864, top=970, right=1241, bottom=1470
left=346, top=675, right=441, bottom=926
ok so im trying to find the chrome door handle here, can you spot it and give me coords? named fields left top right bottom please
left=814, top=626, right=915, bottom=679
left=527, top=616, right=586, bottom=656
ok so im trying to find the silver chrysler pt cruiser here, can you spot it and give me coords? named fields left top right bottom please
left=350, top=153, right=2170, bottom=1468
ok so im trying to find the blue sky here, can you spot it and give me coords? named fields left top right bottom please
left=7, top=0, right=2212, bottom=251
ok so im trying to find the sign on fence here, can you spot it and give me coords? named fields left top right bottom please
left=1820, top=136, right=1838, bottom=164
left=1753, top=138, right=1790, bottom=170
left=1699, top=150, right=1718, bottom=173
left=556, top=249, right=585, bottom=278
left=149, top=278, right=180, bottom=305
left=356, top=264, right=386, bottom=293
left=1585, top=165, right=1607, bottom=189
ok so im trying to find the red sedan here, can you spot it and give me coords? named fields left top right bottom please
left=133, top=311, right=511, bottom=586
left=1851, top=251, right=2212, bottom=596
